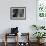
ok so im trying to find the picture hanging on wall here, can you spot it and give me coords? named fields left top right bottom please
left=37, top=0, right=46, bottom=18
left=10, top=7, right=26, bottom=20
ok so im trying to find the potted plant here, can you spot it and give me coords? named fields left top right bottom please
left=33, top=32, right=46, bottom=43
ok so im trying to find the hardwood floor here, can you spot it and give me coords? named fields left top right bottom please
left=0, top=42, right=46, bottom=46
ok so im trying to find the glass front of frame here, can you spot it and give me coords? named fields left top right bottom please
left=10, top=7, right=26, bottom=20
left=37, top=0, right=46, bottom=26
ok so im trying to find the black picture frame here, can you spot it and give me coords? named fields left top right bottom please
left=10, top=7, right=26, bottom=20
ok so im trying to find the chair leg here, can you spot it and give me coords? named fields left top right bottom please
left=4, top=33, right=7, bottom=46
left=4, top=41, right=7, bottom=46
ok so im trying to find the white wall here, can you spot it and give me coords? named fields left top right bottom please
left=0, top=0, right=36, bottom=42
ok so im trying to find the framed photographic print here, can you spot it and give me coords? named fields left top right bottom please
left=36, top=0, right=46, bottom=26
left=10, top=7, right=26, bottom=20
left=37, top=0, right=46, bottom=19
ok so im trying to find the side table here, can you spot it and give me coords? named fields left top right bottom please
left=4, top=33, right=18, bottom=46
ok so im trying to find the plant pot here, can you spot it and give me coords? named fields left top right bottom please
left=40, top=39, right=45, bottom=43
left=37, top=39, right=45, bottom=44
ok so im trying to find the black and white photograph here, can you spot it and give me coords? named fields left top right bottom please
left=10, top=7, right=26, bottom=20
